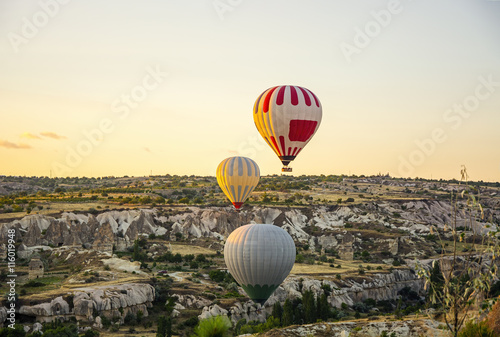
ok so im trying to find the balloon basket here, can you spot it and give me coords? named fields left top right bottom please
left=281, top=167, right=292, bottom=172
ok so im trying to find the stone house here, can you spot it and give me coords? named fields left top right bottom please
left=28, top=257, right=44, bottom=279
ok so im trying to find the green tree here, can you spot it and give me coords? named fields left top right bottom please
left=166, top=316, right=172, bottom=337
left=83, top=330, right=100, bottom=337
left=317, top=293, right=330, bottom=321
left=209, top=270, right=226, bottom=283
left=41, top=324, right=78, bottom=337
left=157, top=316, right=167, bottom=337
left=417, top=167, right=499, bottom=337
left=0, top=324, right=27, bottom=337
left=282, top=298, right=294, bottom=327
left=132, top=240, right=141, bottom=261
left=271, top=301, right=283, bottom=325
left=261, top=193, right=271, bottom=203
left=428, top=259, right=444, bottom=306
left=302, top=290, right=317, bottom=323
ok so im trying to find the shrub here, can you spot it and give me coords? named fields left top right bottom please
left=486, top=299, right=500, bottom=335
left=458, top=320, right=495, bottom=337
left=100, top=315, right=112, bottom=329
left=209, top=270, right=226, bottom=283
left=295, top=254, right=305, bottom=263
left=193, top=315, right=232, bottom=337
left=83, top=329, right=100, bottom=337
left=24, top=280, right=44, bottom=287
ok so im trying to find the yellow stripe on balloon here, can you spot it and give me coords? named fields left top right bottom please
left=216, top=156, right=260, bottom=210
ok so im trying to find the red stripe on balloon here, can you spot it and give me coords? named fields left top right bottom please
left=292, top=147, right=298, bottom=156
left=287, top=147, right=291, bottom=156
left=276, top=86, right=286, bottom=105
left=263, top=87, right=279, bottom=113
left=270, top=136, right=282, bottom=156
left=298, top=87, right=311, bottom=106
left=279, top=136, right=287, bottom=156
left=307, top=88, right=320, bottom=107
left=290, top=86, right=298, bottom=105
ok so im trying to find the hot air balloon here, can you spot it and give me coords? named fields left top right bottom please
left=216, top=156, right=260, bottom=210
left=253, top=85, right=322, bottom=172
left=224, top=223, right=296, bottom=305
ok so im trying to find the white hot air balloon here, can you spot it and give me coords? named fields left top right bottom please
left=224, top=223, right=296, bottom=305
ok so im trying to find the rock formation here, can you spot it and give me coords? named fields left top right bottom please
left=198, top=269, right=424, bottom=324
left=14, top=283, right=154, bottom=324
left=1, top=201, right=497, bottom=258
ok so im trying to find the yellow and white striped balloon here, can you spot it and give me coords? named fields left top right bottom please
left=216, top=156, right=260, bottom=210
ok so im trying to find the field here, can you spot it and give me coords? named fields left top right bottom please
left=168, top=243, right=217, bottom=256
left=291, top=259, right=389, bottom=277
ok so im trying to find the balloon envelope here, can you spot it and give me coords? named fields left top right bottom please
left=224, top=223, right=296, bottom=304
left=216, top=156, right=260, bottom=210
left=253, top=85, right=322, bottom=171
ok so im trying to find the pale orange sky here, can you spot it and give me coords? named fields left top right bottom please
left=1, top=0, right=499, bottom=181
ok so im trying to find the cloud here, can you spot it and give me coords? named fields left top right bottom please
left=40, top=132, right=67, bottom=140
left=0, top=140, right=32, bottom=149
left=20, top=132, right=41, bottom=139
left=143, top=147, right=152, bottom=153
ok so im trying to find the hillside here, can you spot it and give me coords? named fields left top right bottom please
left=0, top=174, right=499, bottom=336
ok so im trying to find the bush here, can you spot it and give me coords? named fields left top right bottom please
left=24, top=280, right=44, bottom=287
left=295, top=254, right=304, bottom=263
left=458, top=320, right=496, bottom=337
left=193, top=315, right=232, bottom=337
left=100, top=315, right=112, bottom=329
left=124, top=312, right=136, bottom=326
left=83, top=329, right=100, bottom=337
left=486, top=299, right=500, bottom=335
left=182, top=316, right=199, bottom=328
left=209, top=270, right=227, bottom=283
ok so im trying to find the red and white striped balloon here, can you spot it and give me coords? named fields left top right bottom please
left=253, top=85, right=322, bottom=171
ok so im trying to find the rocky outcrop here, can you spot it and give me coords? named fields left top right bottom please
left=1, top=201, right=497, bottom=254
left=15, top=283, right=154, bottom=323
left=19, top=297, right=69, bottom=321
left=199, top=269, right=424, bottom=324
left=174, top=294, right=212, bottom=309
left=199, top=304, right=228, bottom=320
left=73, top=283, right=155, bottom=321
left=0, top=307, right=7, bottom=327
left=258, top=319, right=448, bottom=337
left=125, top=211, right=157, bottom=240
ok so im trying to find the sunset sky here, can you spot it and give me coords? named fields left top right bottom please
left=1, top=0, right=499, bottom=181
